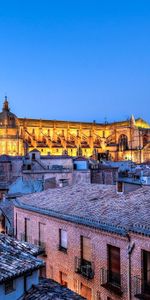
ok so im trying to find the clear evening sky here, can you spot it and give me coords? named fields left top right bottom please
left=0, top=0, right=150, bottom=123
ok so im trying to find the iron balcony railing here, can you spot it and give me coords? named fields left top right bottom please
left=133, top=275, right=150, bottom=298
left=100, top=268, right=123, bottom=296
left=34, top=239, right=47, bottom=256
left=75, top=257, right=94, bottom=280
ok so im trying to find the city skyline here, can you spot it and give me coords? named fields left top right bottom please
left=0, top=1, right=150, bottom=123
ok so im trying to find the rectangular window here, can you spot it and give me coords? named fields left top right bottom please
left=80, top=283, right=92, bottom=300
left=97, top=291, right=101, bottom=300
left=60, top=271, right=67, bottom=287
left=81, top=236, right=91, bottom=263
left=108, top=245, right=121, bottom=287
left=40, top=265, right=46, bottom=278
left=15, top=213, right=17, bottom=238
left=143, top=250, right=150, bottom=293
left=24, top=218, right=30, bottom=242
left=39, top=222, right=45, bottom=246
left=59, top=229, right=67, bottom=251
left=5, top=280, right=15, bottom=294
left=117, top=181, right=123, bottom=193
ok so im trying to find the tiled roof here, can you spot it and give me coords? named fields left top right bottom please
left=40, top=155, right=73, bottom=160
left=0, top=234, right=44, bottom=283
left=73, top=156, right=88, bottom=161
left=0, top=233, right=43, bottom=256
left=0, top=199, right=14, bottom=234
left=16, top=183, right=150, bottom=237
left=0, top=155, right=22, bottom=161
left=24, top=278, right=85, bottom=300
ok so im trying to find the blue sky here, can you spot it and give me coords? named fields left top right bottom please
left=0, top=0, right=150, bottom=122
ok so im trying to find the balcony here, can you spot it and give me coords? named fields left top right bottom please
left=133, top=276, right=150, bottom=299
left=34, top=240, right=47, bottom=257
left=100, top=268, right=123, bottom=296
left=75, top=257, right=94, bottom=280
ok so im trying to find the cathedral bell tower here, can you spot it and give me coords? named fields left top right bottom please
left=2, top=96, right=10, bottom=112
left=0, top=97, right=24, bottom=155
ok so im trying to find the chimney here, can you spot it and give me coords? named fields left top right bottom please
left=116, top=180, right=124, bottom=194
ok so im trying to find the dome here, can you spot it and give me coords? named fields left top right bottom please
left=0, top=96, right=17, bottom=127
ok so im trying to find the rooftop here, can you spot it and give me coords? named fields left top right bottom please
left=0, top=198, right=14, bottom=234
left=24, top=278, right=85, bottom=300
left=0, top=234, right=44, bottom=283
left=0, top=233, right=43, bottom=256
left=16, top=183, right=150, bottom=237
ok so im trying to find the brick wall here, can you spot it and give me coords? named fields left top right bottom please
left=13, top=206, right=150, bottom=300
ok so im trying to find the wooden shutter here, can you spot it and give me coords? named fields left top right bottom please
left=82, top=236, right=91, bottom=261
left=25, top=218, right=30, bottom=242
left=147, top=252, right=150, bottom=282
left=60, top=272, right=67, bottom=287
left=81, top=284, right=92, bottom=300
left=143, top=250, right=150, bottom=283
left=117, top=181, right=123, bottom=193
left=109, top=245, right=120, bottom=275
left=61, top=230, right=67, bottom=249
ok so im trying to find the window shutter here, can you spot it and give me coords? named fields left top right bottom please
left=61, top=230, right=67, bottom=249
left=82, top=237, right=91, bottom=261
left=39, top=223, right=45, bottom=243
left=109, top=245, right=120, bottom=275
left=81, top=284, right=92, bottom=300
left=143, top=250, right=150, bottom=283
left=61, top=272, right=67, bottom=281
left=147, top=252, right=150, bottom=282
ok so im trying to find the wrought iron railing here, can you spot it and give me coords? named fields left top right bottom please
left=100, top=268, right=123, bottom=295
left=34, top=239, right=47, bottom=255
left=75, top=257, right=94, bottom=279
left=133, top=275, right=150, bottom=297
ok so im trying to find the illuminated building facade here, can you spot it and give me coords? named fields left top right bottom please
left=0, top=96, right=150, bottom=162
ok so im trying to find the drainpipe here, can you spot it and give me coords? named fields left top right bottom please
left=127, top=235, right=135, bottom=300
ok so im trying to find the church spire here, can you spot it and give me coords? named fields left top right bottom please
left=130, top=114, right=135, bottom=127
left=3, top=96, right=10, bottom=112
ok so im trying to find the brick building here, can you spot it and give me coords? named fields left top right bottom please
left=14, top=184, right=150, bottom=300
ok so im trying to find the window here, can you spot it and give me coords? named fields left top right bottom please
left=39, top=222, right=45, bottom=246
left=40, top=265, right=46, bottom=278
left=117, top=181, right=123, bottom=193
left=60, top=271, right=67, bottom=287
left=5, top=280, right=15, bottom=294
left=118, top=134, right=128, bottom=151
left=15, top=213, right=17, bottom=238
left=97, top=291, right=101, bottom=300
left=59, top=229, right=67, bottom=252
left=143, top=250, right=150, bottom=294
left=108, top=245, right=121, bottom=287
left=49, top=265, right=53, bottom=279
left=32, top=153, right=35, bottom=160
left=81, top=236, right=91, bottom=263
left=24, top=218, right=30, bottom=242
left=80, top=283, right=92, bottom=300
left=75, top=236, right=94, bottom=279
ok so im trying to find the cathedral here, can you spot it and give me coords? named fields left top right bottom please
left=0, top=96, right=150, bottom=163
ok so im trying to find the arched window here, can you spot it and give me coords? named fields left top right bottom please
left=118, top=134, right=128, bottom=151
left=143, top=134, right=148, bottom=147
